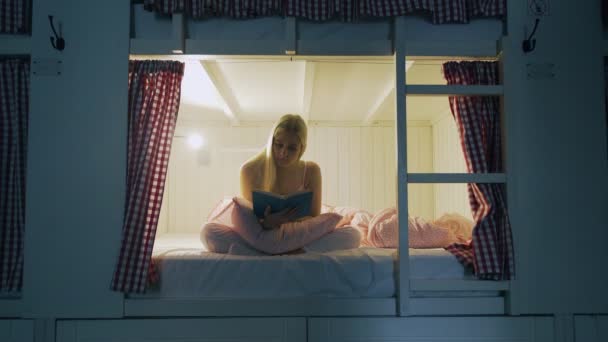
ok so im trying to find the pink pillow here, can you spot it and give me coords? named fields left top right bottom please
left=328, top=206, right=373, bottom=246
left=432, top=213, right=474, bottom=243
left=209, top=197, right=341, bottom=255
left=368, top=208, right=455, bottom=248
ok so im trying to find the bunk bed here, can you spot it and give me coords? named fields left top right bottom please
left=116, top=1, right=519, bottom=321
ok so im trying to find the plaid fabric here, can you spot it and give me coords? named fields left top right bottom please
left=144, top=0, right=283, bottom=19
left=111, top=60, right=184, bottom=293
left=0, top=58, right=29, bottom=294
left=0, top=0, right=30, bottom=33
left=442, top=61, right=515, bottom=280
left=143, top=0, right=506, bottom=23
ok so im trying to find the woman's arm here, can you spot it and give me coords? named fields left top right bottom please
left=307, top=162, right=322, bottom=217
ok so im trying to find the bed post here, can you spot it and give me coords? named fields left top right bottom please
left=172, top=13, right=184, bottom=54
left=394, top=16, right=411, bottom=317
left=285, top=17, right=296, bottom=55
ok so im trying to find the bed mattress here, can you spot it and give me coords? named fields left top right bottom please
left=144, top=233, right=469, bottom=298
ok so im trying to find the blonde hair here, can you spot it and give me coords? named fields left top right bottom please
left=249, top=114, right=308, bottom=191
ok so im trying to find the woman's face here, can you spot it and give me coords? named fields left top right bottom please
left=272, top=129, right=303, bottom=168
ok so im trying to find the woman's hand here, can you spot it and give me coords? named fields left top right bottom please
left=260, top=206, right=299, bottom=230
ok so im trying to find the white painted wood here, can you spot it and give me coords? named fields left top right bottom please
left=406, top=126, right=434, bottom=219
left=408, top=173, right=507, bottom=183
left=554, top=315, right=575, bottom=342
left=301, top=61, right=315, bottom=121
left=410, top=297, right=505, bottom=315
left=0, top=35, right=31, bottom=55
left=200, top=61, right=240, bottom=124
left=298, top=40, right=392, bottom=56
left=124, top=298, right=396, bottom=317
left=506, top=0, right=608, bottom=314
left=499, top=36, right=526, bottom=316
left=23, top=0, right=127, bottom=318
left=129, top=39, right=176, bottom=54
left=57, top=318, right=305, bottom=342
left=285, top=17, right=296, bottom=54
left=395, top=17, right=410, bottom=317
left=0, top=299, right=21, bottom=317
left=404, top=40, right=499, bottom=57
left=0, top=320, right=34, bottom=342
left=432, top=113, right=467, bottom=173
left=363, top=76, right=394, bottom=124
left=575, top=316, right=608, bottom=342
left=153, top=37, right=496, bottom=58
left=432, top=114, right=471, bottom=220
left=309, top=316, right=554, bottom=342
left=171, top=13, right=184, bottom=53
left=406, top=84, right=504, bottom=95
left=410, top=279, right=509, bottom=291
left=186, top=39, right=288, bottom=55
left=33, top=318, right=55, bottom=342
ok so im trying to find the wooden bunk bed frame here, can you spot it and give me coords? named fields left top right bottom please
left=122, top=3, right=516, bottom=318
left=0, top=3, right=519, bottom=319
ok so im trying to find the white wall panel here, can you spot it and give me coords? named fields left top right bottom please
left=432, top=114, right=472, bottom=220
left=159, top=121, right=437, bottom=233
left=406, top=124, right=434, bottom=219
left=0, top=320, right=34, bottom=342
left=575, top=316, right=608, bottom=342
left=57, top=318, right=305, bottom=342
left=24, top=0, right=128, bottom=317
left=309, top=317, right=554, bottom=342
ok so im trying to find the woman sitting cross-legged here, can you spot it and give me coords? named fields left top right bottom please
left=201, top=114, right=361, bottom=255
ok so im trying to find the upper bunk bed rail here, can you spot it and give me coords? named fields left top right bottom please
left=130, top=2, right=506, bottom=57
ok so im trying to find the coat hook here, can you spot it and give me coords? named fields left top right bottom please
left=49, top=15, right=65, bottom=51
left=522, top=18, right=540, bottom=54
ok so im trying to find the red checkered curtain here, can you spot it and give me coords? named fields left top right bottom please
left=142, top=0, right=506, bottom=23
left=0, top=0, right=31, bottom=33
left=111, top=60, right=184, bottom=293
left=0, top=58, right=29, bottom=294
left=442, top=61, right=514, bottom=280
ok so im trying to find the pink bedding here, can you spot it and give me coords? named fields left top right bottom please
left=202, top=197, right=358, bottom=255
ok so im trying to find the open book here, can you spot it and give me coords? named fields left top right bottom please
left=252, top=190, right=313, bottom=220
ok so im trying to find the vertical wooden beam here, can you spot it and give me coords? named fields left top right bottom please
left=285, top=17, right=296, bottom=55
left=394, top=16, right=410, bottom=317
left=172, top=13, right=185, bottom=54
left=500, top=35, right=525, bottom=316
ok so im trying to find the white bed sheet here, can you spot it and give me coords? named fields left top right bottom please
left=146, top=233, right=469, bottom=298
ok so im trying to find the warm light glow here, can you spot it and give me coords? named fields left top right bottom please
left=187, top=134, right=204, bottom=149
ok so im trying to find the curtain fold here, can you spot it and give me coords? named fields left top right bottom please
left=0, top=58, right=29, bottom=294
left=0, top=0, right=30, bottom=33
left=442, top=61, right=515, bottom=280
left=112, top=60, right=184, bottom=293
left=143, top=0, right=506, bottom=23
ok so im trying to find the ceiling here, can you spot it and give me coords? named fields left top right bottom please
left=173, top=56, right=454, bottom=126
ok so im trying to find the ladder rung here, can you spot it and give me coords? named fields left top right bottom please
left=407, top=173, right=506, bottom=183
left=405, top=85, right=503, bottom=96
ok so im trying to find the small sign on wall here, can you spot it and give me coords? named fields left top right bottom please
left=526, top=63, right=555, bottom=80
left=32, top=58, right=62, bottom=76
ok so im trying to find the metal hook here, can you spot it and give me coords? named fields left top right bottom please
left=522, top=18, right=540, bottom=53
left=49, top=15, right=65, bottom=51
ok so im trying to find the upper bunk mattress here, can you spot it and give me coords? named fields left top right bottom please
left=142, top=233, right=470, bottom=298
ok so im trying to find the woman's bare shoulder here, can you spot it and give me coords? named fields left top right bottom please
left=305, top=161, right=321, bottom=174
left=241, top=158, right=259, bottom=174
